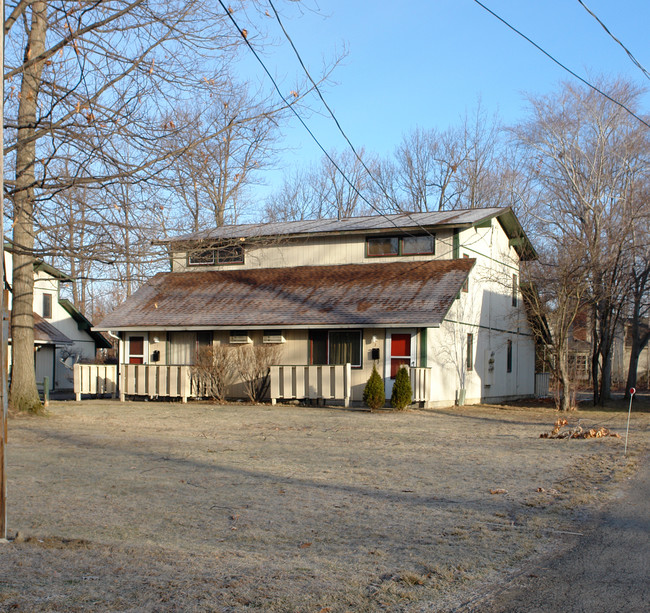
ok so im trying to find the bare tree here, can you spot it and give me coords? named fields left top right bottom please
left=162, top=87, right=281, bottom=233
left=515, top=78, right=650, bottom=405
left=264, top=148, right=377, bottom=221
left=624, top=205, right=650, bottom=397
left=3, top=0, right=312, bottom=411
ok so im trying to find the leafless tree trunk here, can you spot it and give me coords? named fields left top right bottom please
left=4, top=1, right=322, bottom=410
left=10, top=0, right=48, bottom=412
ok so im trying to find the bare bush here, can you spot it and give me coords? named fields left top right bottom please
left=233, top=344, right=283, bottom=402
left=191, top=345, right=236, bottom=402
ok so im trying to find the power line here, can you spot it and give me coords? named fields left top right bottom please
left=576, top=0, right=650, bottom=82
left=218, top=4, right=521, bottom=260
left=216, top=0, right=441, bottom=239
left=260, top=1, right=452, bottom=244
left=471, top=0, right=650, bottom=130
left=266, top=0, right=398, bottom=210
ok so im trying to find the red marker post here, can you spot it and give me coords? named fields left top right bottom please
left=625, top=388, right=635, bottom=457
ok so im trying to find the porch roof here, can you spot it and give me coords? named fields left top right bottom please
left=96, top=259, right=474, bottom=331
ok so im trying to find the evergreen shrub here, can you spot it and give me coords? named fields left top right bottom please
left=363, top=364, right=385, bottom=411
left=391, top=365, right=412, bottom=410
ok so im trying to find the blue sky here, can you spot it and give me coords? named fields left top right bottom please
left=237, top=0, right=650, bottom=210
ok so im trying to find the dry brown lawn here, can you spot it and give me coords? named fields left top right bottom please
left=1, top=397, right=649, bottom=612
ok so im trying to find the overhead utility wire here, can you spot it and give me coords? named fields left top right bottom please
left=576, top=0, right=650, bottom=82
left=266, top=0, right=399, bottom=211
left=471, top=0, right=650, bottom=130
left=218, top=5, right=501, bottom=260
left=215, top=0, right=393, bottom=225
left=217, top=5, right=508, bottom=259
left=264, top=1, right=446, bottom=243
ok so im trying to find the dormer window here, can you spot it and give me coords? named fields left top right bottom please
left=188, top=245, right=244, bottom=266
left=366, top=234, right=434, bottom=257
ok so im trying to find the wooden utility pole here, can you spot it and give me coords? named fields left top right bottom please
left=1, top=0, right=8, bottom=542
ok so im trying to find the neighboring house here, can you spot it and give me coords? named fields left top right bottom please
left=97, top=207, right=538, bottom=407
left=5, top=250, right=111, bottom=392
left=563, top=305, right=650, bottom=388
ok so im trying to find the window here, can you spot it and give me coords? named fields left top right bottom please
left=169, top=331, right=196, bottom=364
left=462, top=254, right=470, bottom=292
left=466, top=333, right=474, bottom=370
left=188, top=250, right=215, bottom=266
left=366, top=235, right=435, bottom=257
left=188, top=245, right=245, bottom=266
left=402, top=235, right=434, bottom=255
left=512, top=274, right=518, bottom=307
left=367, top=237, right=399, bottom=257
left=197, top=331, right=213, bottom=348
left=309, top=330, right=362, bottom=367
left=42, top=293, right=52, bottom=319
left=128, top=336, right=145, bottom=364
left=507, top=339, right=513, bottom=373
left=310, top=331, right=328, bottom=365
left=217, top=245, right=244, bottom=264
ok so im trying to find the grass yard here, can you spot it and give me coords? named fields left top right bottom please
left=1, top=398, right=649, bottom=612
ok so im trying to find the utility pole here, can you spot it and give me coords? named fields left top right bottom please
left=1, top=0, right=8, bottom=542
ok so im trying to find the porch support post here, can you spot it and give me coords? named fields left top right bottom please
left=344, top=363, right=351, bottom=408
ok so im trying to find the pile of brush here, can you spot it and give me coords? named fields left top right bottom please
left=540, top=417, right=621, bottom=439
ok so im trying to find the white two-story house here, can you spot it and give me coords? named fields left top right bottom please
left=5, top=249, right=111, bottom=393
left=96, top=207, right=538, bottom=407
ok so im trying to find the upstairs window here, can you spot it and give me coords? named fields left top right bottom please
left=512, top=274, right=518, bottom=307
left=42, top=293, right=53, bottom=319
left=402, top=235, right=434, bottom=255
left=367, top=237, right=399, bottom=257
left=188, top=249, right=215, bottom=266
left=217, top=245, right=244, bottom=264
left=188, top=245, right=244, bottom=266
left=366, top=234, right=435, bottom=257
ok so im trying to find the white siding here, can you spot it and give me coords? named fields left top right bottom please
left=172, top=229, right=457, bottom=272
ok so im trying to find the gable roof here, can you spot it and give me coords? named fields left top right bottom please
left=8, top=312, right=73, bottom=346
left=96, top=259, right=475, bottom=331
left=161, top=207, right=536, bottom=260
left=59, top=299, right=113, bottom=349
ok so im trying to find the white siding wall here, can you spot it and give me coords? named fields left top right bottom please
left=172, top=229, right=456, bottom=272
left=425, top=221, right=535, bottom=406
left=5, top=251, right=100, bottom=391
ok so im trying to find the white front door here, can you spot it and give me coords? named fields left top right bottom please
left=384, top=329, right=416, bottom=398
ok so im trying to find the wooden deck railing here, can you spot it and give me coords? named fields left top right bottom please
left=409, top=367, right=431, bottom=403
left=75, top=363, right=432, bottom=406
left=270, top=364, right=352, bottom=407
left=74, top=364, right=118, bottom=401
left=120, top=364, right=193, bottom=402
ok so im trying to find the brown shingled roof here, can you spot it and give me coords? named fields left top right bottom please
left=96, top=259, right=475, bottom=331
left=9, top=312, right=73, bottom=345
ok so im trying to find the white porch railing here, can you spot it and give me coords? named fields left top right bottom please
left=120, top=364, right=192, bottom=402
left=270, top=364, right=352, bottom=407
left=74, top=364, right=118, bottom=401
left=409, top=367, right=431, bottom=403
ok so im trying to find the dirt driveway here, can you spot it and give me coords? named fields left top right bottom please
left=1, top=399, right=648, bottom=612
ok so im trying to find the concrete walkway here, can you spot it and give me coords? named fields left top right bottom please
left=471, top=454, right=650, bottom=612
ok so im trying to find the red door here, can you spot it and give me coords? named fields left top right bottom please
left=129, top=336, right=145, bottom=364
left=391, top=333, right=411, bottom=378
